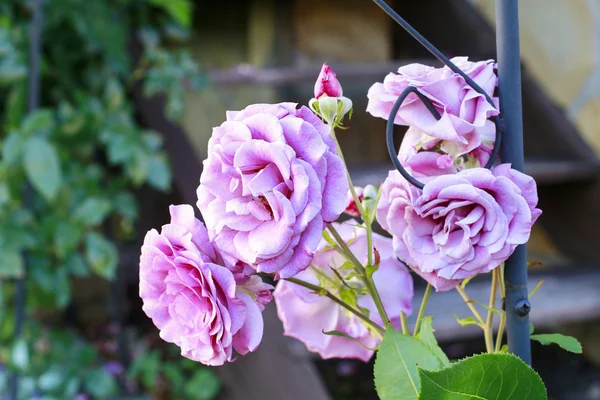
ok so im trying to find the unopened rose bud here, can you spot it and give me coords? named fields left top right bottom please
left=309, top=63, right=353, bottom=128
left=314, top=62, right=343, bottom=99
left=344, top=187, right=364, bottom=217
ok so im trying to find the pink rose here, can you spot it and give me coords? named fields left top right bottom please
left=377, top=166, right=542, bottom=291
left=367, top=57, right=499, bottom=157
left=139, top=205, right=271, bottom=366
left=197, top=103, right=348, bottom=279
left=314, top=62, right=343, bottom=99
left=274, top=223, right=413, bottom=361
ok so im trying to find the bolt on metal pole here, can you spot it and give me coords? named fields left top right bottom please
left=496, top=0, right=531, bottom=365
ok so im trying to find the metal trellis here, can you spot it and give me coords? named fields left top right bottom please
left=372, top=0, right=531, bottom=364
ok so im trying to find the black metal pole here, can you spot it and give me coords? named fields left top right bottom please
left=496, top=0, right=531, bottom=365
left=6, top=1, right=43, bottom=399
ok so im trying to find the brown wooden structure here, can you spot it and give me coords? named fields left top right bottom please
left=131, top=1, right=600, bottom=398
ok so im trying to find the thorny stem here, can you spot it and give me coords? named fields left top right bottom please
left=484, top=269, right=499, bottom=353
left=455, top=286, right=485, bottom=325
left=285, top=277, right=385, bottom=337
left=413, top=284, right=433, bottom=337
left=327, top=225, right=391, bottom=328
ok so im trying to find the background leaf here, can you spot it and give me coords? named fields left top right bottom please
left=23, top=137, right=62, bottom=202
left=374, top=328, right=442, bottom=400
left=531, top=333, right=582, bottom=354
left=84, top=232, right=118, bottom=280
left=418, top=353, right=547, bottom=400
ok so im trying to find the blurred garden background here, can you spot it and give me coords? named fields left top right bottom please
left=1, top=0, right=600, bottom=399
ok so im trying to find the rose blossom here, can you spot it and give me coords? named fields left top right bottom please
left=274, top=223, right=413, bottom=361
left=197, top=103, right=348, bottom=279
left=139, top=205, right=271, bottom=366
left=377, top=165, right=542, bottom=291
left=366, top=57, right=499, bottom=157
left=314, top=62, right=343, bottom=98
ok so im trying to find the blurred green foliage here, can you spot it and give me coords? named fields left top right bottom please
left=0, top=0, right=216, bottom=398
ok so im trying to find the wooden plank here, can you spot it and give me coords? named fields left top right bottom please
left=206, top=59, right=438, bottom=87
left=348, top=159, right=600, bottom=188
left=413, top=267, right=600, bottom=342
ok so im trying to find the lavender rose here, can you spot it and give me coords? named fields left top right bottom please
left=367, top=57, right=498, bottom=157
left=377, top=165, right=542, bottom=291
left=274, top=223, right=413, bottom=361
left=139, top=205, right=272, bottom=366
left=197, top=103, right=348, bottom=279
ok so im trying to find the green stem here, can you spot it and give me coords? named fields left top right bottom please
left=285, top=277, right=385, bottom=337
left=329, top=128, right=365, bottom=217
left=327, top=224, right=391, bottom=327
left=455, top=286, right=485, bottom=325
left=495, top=265, right=507, bottom=352
left=400, top=311, right=410, bottom=335
left=484, top=269, right=499, bottom=353
left=366, top=221, right=373, bottom=268
left=412, top=284, right=433, bottom=337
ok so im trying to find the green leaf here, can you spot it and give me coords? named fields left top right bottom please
left=0, top=249, right=24, bottom=278
left=73, top=197, right=112, bottom=226
left=531, top=333, right=582, bottom=354
left=2, top=132, right=26, bottom=166
left=84, top=232, right=118, bottom=280
left=184, top=369, right=221, bottom=400
left=23, top=137, right=62, bottom=202
left=21, top=109, right=54, bottom=135
left=66, top=253, right=90, bottom=278
left=150, top=0, right=193, bottom=28
left=0, top=182, right=10, bottom=206
left=54, top=221, right=83, bottom=257
left=11, top=339, right=29, bottom=371
left=453, top=313, right=483, bottom=328
left=374, top=328, right=442, bottom=400
left=83, top=369, right=118, bottom=399
left=417, top=353, right=547, bottom=400
left=323, top=330, right=377, bottom=351
left=114, top=191, right=138, bottom=220
left=38, top=367, right=65, bottom=391
left=147, top=154, right=171, bottom=191
left=417, top=317, right=450, bottom=367
left=5, top=83, right=27, bottom=130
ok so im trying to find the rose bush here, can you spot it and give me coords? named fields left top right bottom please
left=274, top=223, right=413, bottom=361
left=139, top=205, right=271, bottom=365
left=377, top=165, right=542, bottom=291
left=367, top=57, right=498, bottom=159
left=197, top=103, right=348, bottom=279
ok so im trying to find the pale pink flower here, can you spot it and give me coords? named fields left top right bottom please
left=377, top=166, right=542, bottom=291
left=139, top=205, right=271, bottom=366
left=367, top=57, right=499, bottom=157
left=197, top=103, right=348, bottom=279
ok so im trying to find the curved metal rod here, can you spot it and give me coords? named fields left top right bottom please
left=372, top=0, right=496, bottom=110
left=387, top=86, right=503, bottom=190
